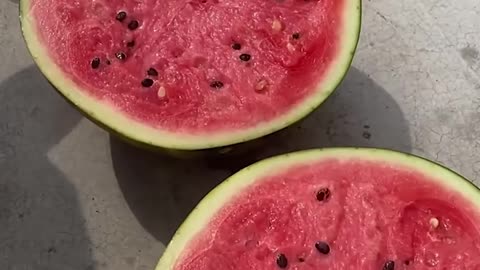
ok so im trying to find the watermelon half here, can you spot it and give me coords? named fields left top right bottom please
left=158, top=148, right=480, bottom=269
left=19, top=0, right=361, bottom=151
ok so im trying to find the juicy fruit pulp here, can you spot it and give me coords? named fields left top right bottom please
left=29, top=0, right=345, bottom=133
left=164, top=150, right=480, bottom=269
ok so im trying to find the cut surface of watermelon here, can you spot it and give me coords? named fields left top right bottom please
left=20, top=0, right=360, bottom=149
left=158, top=148, right=480, bottom=269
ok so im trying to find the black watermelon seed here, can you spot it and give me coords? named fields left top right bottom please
left=128, top=20, right=139, bottom=30
left=141, top=78, right=154, bottom=87
left=232, top=43, right=241, bottom=50
left=91, top=58, right=100, bottom=69
left=239, top=53, right=251, bottom=61
left=383, top=260, right=395, bottom=270
left=292, top=32, right=301, bottom=39
left=210, top=81, right=224, bottom=89
left=298, top=258, right=305, bottom=262
left=116, top=11, right=127, bottom=22
left=127, top=40, right=136, bottom=47
left=315, top=241, right=330, bottom=255
left=147, top=68, right=158, bottom=76
left=115, top=52, right=126, bottom=61
left=276, top=254, right=288, bottom=268
left=106, top=59, right=111, bottom=65
left=316, top=188, right=331, bottom=202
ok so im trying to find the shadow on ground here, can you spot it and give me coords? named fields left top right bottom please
left=0, top=66, right=95, bottom=270
left=110, top=66, right=412, bottom=246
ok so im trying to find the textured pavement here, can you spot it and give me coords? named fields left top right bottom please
left=1, top=0, right=480, bottom=269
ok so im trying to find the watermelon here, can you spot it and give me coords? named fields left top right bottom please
left=19, top=0, right=361, bottom=151
left=158, top=148, right=480, bottom=269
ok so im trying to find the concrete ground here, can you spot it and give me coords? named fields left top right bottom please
left=1, top=0, right=479, bottom=269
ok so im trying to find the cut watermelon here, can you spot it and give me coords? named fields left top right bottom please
left=20, top=0, right=361, bottom=150
left=158, top=148, right=480, bottom=269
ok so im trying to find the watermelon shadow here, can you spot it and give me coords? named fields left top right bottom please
left=110, top=66, right=411, bottom=245
left=253, top=66, right=412, bottom=158
left=0, top=66, right=96, bottom=270
left=110, top=136, right=233, bottom=245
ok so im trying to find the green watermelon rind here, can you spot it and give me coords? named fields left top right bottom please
left=156, top=147, right=480, bottom=269
left=19, top=0, right=362, bottom=151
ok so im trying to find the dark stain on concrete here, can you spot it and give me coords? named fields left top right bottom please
left=124, top=257, right=136, bottom=266
left=460, top=46, right=479, bottom=65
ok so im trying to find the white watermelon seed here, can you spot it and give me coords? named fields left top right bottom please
left=255, top=79, right=268, bottom=92
left=157, top=86, right=166, bottom=98
left=287, top=43, right=295, bottom=52
left=429, top=217, right=439, bottom=228
left=272, top=19, right=282, bottom=32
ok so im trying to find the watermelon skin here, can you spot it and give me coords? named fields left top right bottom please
left=42, top=76, right=284, bottom=159
left=19, top=0, right=361, bottom=151
left=157, top=148, right=480, bottom=269
left=44, top=74, right=285, bottom=159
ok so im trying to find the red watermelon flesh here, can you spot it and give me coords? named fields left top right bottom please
left=29, top=0, right=344, bottom=133
left=175, top=159, right=480, bottom=269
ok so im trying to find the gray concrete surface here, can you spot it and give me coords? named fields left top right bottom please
left=1, top=0, right=479, bottom=269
